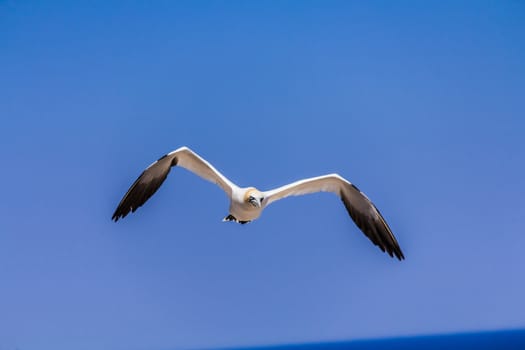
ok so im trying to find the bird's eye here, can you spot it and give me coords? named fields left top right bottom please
left=260, top=197, right=264, bottom=202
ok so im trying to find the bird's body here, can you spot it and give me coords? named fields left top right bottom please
left=113, top=146, right=405, bottom=260
left=227, top=187, right=264, bottom=223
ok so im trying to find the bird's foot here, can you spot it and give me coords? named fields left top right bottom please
left=222, top=214, right=251, bottom=225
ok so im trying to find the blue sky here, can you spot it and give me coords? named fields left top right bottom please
left=1, top=1, right=524, bottom=349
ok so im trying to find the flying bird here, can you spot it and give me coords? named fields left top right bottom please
left=112, top=146, right=404, bottom=260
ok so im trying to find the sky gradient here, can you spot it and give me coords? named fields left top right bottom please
left=1, top=1, right=524, bottom=349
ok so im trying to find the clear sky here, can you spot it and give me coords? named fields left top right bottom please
left=1, top=1, right=524, bottom=349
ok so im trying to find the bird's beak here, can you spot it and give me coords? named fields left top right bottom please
left=249, top=198, right=261, bottom=208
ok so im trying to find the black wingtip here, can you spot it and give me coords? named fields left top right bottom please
left=111, top=212, right=122, bottom=222
left=379, top=234, right=405, bottom=261
left=112, top=208, right=128, bottom=222
left=112, top=154, right=176, bottom=223
left=390, top=243, right=405, bottom=261
left=340, top=194, right=405, bottom=261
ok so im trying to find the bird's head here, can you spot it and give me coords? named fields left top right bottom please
left=244, top=188, right=264, bottom=208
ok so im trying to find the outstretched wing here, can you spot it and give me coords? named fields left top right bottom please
left=263, top=174, right=404, bottom=260
left=112, top=146, right=236, bottom=221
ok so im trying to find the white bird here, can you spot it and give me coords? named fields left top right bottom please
left=112, top=146, right=404, bottom=260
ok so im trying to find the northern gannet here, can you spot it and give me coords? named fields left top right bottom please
left=112, top=147, right=404, bottom=260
